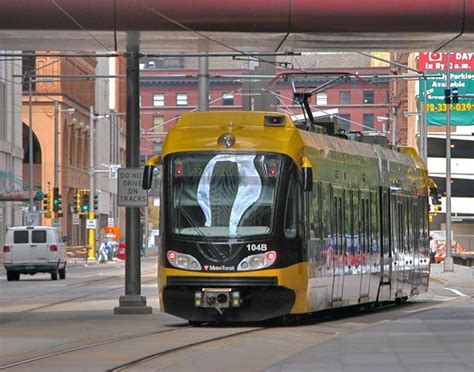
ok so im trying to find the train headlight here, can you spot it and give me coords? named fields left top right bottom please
left=218, top=133, right=235, bottom=148
left=237, top=251, right=277, bottom=271
left=167, top=251, right=202, bottom=271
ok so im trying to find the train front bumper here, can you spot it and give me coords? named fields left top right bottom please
left=162, top=276, right=295, bottom=322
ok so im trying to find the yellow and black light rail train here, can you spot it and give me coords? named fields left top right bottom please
left=143, top=111, right=433, bottom=323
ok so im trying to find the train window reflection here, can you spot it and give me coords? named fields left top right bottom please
left=170, top=153, right=282, bottom=238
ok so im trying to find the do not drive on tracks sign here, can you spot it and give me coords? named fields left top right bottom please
left=118, top=168, right=148, bottom=207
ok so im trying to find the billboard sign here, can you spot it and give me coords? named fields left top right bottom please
left=419, top=52, right=474, bottom=126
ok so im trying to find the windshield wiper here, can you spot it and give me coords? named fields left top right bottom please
left=175, top=188, right=226, bottom=260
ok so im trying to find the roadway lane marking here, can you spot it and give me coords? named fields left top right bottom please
left=445, top=288, right=468, bottom=297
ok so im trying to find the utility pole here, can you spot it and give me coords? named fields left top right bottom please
left=28, top=74, right=34, bottom=215
left=444, top=53, right=454, bottom=272
left=88, top=106, right=96, bottom=261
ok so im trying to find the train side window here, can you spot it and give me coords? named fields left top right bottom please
left=284, top=177, right=299, bottom=239
left=310, top=182, right=321, bottom=238
left=352, top=191, right=359, bottom=255
left=321, top=182, right=331, bottom=238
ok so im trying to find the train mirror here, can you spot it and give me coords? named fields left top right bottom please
left=142, top=165, right=154, bottom=190
left=142, top=155, right=162, bottom=190
left=301, top=156, right=313, bottom=192
left=303, top=167, right=313, bottom=192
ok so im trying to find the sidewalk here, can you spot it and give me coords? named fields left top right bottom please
left=430, top=263, right=473, bottom=288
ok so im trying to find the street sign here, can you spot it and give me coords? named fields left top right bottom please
left=72, top=213, right=80, bottom=225
left=109, top=164, right=121, bottom=179
left=86, top=219, right=97, bottom=229
left=108, top=217, right=114, bottom=227
left=117, top=168, right=148, bottom=207
left=52, top=218, right=61, bottom=228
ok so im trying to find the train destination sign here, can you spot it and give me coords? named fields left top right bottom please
left=117, top=168, right=148, bottom=207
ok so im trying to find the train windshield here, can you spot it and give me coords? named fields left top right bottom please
left=170, top=153, right=282, bottom=238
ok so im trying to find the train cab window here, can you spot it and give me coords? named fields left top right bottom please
left=285, top=177, right=299, bottom=239
left=169, top=153, right=283, bottom=239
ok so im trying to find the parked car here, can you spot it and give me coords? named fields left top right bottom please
left=3, top=226, right=67, bottom=281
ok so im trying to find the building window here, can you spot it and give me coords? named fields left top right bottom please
left=339, top=114, right=351, bottom=131
left=153, top=116, right=164, bottom=132
left=316, top=92, right=328, bottom=105
left=339, top=91, right=351, bottom=105
left=222, top=93, right=234, bottom=106
left=363, top=91, right=374, bottom=104
left=176, top=93, right=188, bottom=106
left=386, top=90, right=390, bottom=104
left=363, top=114, right=374, bottom=130
left=153, top=93, right=164, bottom=107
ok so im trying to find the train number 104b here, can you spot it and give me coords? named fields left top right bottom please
left=246, top=243, right=268, bottom=252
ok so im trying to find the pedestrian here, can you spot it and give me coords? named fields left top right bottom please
left=429, top=236, right=436, bottom=263
left=98, top=241, right=108, bottom=264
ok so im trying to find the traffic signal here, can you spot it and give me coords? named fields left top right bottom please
left=80, top=190, right=90, bottom=213
left=73, top=190, right=80, bottom=213
left=52, top=187, right=62, bottom=215
left=43, top=192, right=51, bottom=212
left=444, top=89, right=451, bottom=104
left=43, top=192, right=52, bottom=219
left=452, top=88, right=459, bottom=103
left=93, top=193, right=99, bottom=211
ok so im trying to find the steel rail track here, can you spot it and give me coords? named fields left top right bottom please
left=0, top=326, right=186, bottom=370
left=0, top=271, right=156, bottom=323
left=107, top=328, right=266, bottom=371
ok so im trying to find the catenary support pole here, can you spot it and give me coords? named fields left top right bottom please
left=88, top=106, right=96, bottom=261
left=28, top=76, right=34, bottom=215
left=420, top=76, right=428, bottom=162
left=114, top=32, right=152, bottom=314
left=444, top=53, right=454, bottom=272
left=198, top=54, right=209, bottom=111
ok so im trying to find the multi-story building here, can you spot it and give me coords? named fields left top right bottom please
left=0, top=51, right=24, bottom=246
left=21, top=52, right=128, bottom=245
left=139, top=60, right=391, bottom=161
left=21, top=52, right=97, bottom=245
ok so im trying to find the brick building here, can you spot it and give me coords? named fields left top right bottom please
left=139, top=61, right=392, bottom=159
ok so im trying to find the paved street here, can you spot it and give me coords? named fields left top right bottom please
left=0, top=261, right=472, bottom=371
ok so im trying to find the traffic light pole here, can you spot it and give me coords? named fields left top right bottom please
left=114, top=32, right=152, bottom=314
left=88, top=106, right=96, bottom=261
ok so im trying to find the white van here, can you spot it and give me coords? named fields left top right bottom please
left=3, top=226, right=67, bottom=281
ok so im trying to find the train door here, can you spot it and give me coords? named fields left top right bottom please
left=368, top=191, right=379, bottom=301
left=405, top=198, right=416, bottom=294
left=394, top=197, right=406, bottom=297
left=412, top=199, right=421, bottom=293
left=378, top=188, right=391, bottom=301
left=359, top=190, right=371, bottom=302
left=331, top=186, right=345, bottom=306
left=344, top=189, right=358, bottom=305
left=390, top=193, right=399, bottom=298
